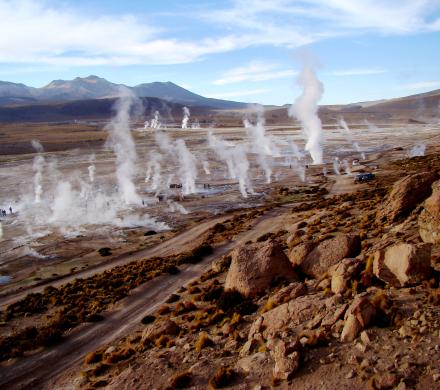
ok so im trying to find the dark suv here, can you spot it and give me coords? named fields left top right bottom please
left=354, top=172, right=375, bottom=183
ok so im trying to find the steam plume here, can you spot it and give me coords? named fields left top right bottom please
left=289, top=64, right=324, bottom=164
left=182, top=106, right=190, bottom=129
left=31, top=139, right=45, bottom=203
left=408, top=143, right=426, bottom=157
left=105, top=89, right=141, bottom=204
left=339, top=118, right=365, bottom=160
left=208, top=131, right=253, bottom=197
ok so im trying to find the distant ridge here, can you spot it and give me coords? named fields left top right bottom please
left=0, top=75, right=246, bottom=109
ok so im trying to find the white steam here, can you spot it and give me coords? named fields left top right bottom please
left=31, top=139, right=44, bottom=153
left=245, top=106, right=279, bottom=184
left=182, top=106, right=190, bottom=129
left=289, top=64, right=324, bottom=164
left=339, top=118, right=366, bottom=160
left=208, top=131, right=253, bottom=197
left=33, top=155, right=44, bottom=203
left=145, top=110, right=160, bottom=129
left=408, top=143, right=426, bottom=157
left=154, top=131, right=198, bottom=195
left=105, top=89, right=141, bottom=205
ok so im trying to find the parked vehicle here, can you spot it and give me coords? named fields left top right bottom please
left=354, top=172, right=375, bottom=183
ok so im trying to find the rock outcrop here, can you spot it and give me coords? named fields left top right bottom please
left=289, top=234, right=361, bottom=279
left=419, top=180, right=440, bottom=244
left=341, top=295, right=377, bottom=342
left=373, top=242, right=432, bottom=287
left=224, top=241, right=297, bottom=297
left=376, top=171, right=438, bottom=223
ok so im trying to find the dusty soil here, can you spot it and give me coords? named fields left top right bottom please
left=0, top=116, right=439, bottom=389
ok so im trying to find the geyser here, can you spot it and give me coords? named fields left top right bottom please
left=339, top=118, right=365, bottom=160
left=289, top=64, right=324, bottom=164
left=181, top=106, right=190, bottom=129
left=105, top=89, right=141, bottom=205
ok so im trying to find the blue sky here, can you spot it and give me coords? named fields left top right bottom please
left=0, top=0, right=440, bottom=105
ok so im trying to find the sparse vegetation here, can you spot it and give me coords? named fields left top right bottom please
left=208, top=367, right=236, bottom=389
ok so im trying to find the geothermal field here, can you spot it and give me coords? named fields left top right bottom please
left=1, top=66, right=440, bottom=390
left=1, top=84, right=438, bottom=294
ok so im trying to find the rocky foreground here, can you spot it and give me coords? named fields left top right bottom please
left=2, top=155, right=440, bottom=390
left=53, top=154, right=439, bottom=390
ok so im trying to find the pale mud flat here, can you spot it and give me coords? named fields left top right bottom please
left=0, top=122, right=438, bottom=296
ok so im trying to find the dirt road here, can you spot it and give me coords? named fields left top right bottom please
left=0, top=214, right=231, bottom=309
left=0, top=207, right=291, bottom=389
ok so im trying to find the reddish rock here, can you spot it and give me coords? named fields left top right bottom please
left=271, top=339, right=302, bottom=381
left=341, top=295, right=376, bottom=342
left=377, top=171, right=438, bottom=223
left=288, top=241, right=315, bottom=266
left=373, top=242, right=432, bottom=287
left=141, top=319, right=180, bottom=343
left=292, top=234, right=361, bottom=279
left=419, top=180, right=440, bottom=244
left=329, top=258, right=363, bottom=294
left=225, top=241, right=297, bottom=297
left=252, top=294, right=328, bottom=339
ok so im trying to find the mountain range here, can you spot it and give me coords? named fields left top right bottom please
left=0, top=75, right=245, bottom=109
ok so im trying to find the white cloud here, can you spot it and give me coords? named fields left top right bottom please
left=205, top=88, right=270, bottom=99
left=0, top=0, right=255, bottom=66
left=0, top=0, right=439, bottom=67
left=398, top=81, right=440, bottom=91
left=329, top=68, right=387, bottom=76
left=213, top=62, right=297, bottom=85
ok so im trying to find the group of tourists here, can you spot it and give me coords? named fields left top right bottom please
left=0, top=207, right=12, bottom=217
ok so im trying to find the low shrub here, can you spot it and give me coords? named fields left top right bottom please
left=84, top=351, right=103, bottom=365
left=168, top=370, right=192, bottom=389
left=208, top=367, right=236, bottom=389
left=195, top=332, right=214, bottom=352
left=141, top=315, right=156, bottom=325
left=98, top=248, right=112, bottom=257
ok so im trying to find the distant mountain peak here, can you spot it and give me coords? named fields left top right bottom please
left=0, top=76, right=246, bottom=109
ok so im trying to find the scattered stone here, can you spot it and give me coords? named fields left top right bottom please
left=225, top=241, right=297, bottom=297
left=266, top=282, right=307, bottom=308
left=341, top=295, right=376, bottom=342
left=345, top=369, right=356, bottom=379
left=329, top=258, right=363, bottom=294
left=236, top=352, right=269, bottom=373
left=360, top=330, right=371, bottom=345
left=141, top=319, right=180, bottom=344
left=373, top=242, right=432, bottom=287
left=376, top=171, right=438, bottom=223
left=374, top=373, right=399, bottom=389
left=211, top=255, right=232, bottom=273
left=399, top=325, right=412, bottom=338
left=271, top=339, right=301, bottom=381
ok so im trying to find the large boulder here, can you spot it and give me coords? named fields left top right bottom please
left=289, top=234, right=361, bottom=279
left=341, top=295, right=377, bottom=342
left=419, top=180, right=440, bottom=244
left=248, top=294, right=328, bottom=340
left=376, top=171, right=438, bottom=223
left=373, top=242, right=432, bottom=287
left=224, top=241, right=297, bottom=297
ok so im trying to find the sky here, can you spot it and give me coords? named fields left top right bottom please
left=0, top=0, right=440, bottom=105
